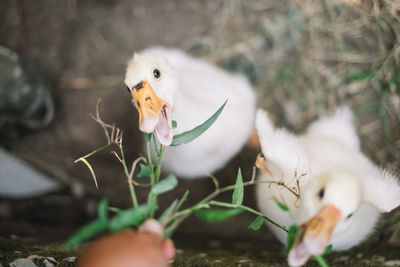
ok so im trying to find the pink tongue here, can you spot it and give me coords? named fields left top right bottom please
left=155, top=107, right=172, bottom=146
left=157, top=112, right=169, bottom=136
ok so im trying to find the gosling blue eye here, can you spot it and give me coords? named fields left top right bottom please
left=153, top=69, right=161, bottom=79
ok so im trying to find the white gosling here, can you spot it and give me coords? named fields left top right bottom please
left=255, top=107, right=400, bottom=266
left=125, top=47, right=256, bottom=178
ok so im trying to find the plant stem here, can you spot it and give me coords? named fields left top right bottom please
left=165, top=179, right=289, bottom=234
left=146, top=138, right=153, bottom=167
left=197, top=180, right=256, bottom=205
left=209, top=201, right=288, bottom=232
left=74, top=142, right=115, bottom=163
left=146, top=138, right=159, bottom=218
left=148, top=145, right=164, bottom=217
left=314, top=255, right=329, bottom=267
left=119, top=145, right=138, bottom=208
left=154, top=145, right=165, bottom=184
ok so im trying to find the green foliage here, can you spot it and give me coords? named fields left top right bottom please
left=68, top=99, right=297, bottom=267
left=67, top=102, right=230, bottom=247
left=145, top=133, right=152, bottom=142
left=65, top=219, right=108, bottom=248
left=248, top=216, right=264, bottom=231
left=158, top=200, right=178, bottom=224
left=195, top=208, right=243, bottom=222
left=324, top=244, right=333, bottom=255
left=151, top=173, right=178, bottom=195
left=314, top=255, right=329, bottom=267
left=171, top=100, right=227, bottom=146
left=232, top=168, right=244, bottom=205
left=286, top=225, right=299, bottom=255
left=97, top=199, right=109, bottom=222
left=274, top=198, right=289, bottom=212
left=137, top=163, right=152, bottom=178
left=175, top=190, right=189, bottom=212
left=109, top=204, right=153, bottom=232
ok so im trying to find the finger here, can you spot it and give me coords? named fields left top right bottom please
left=162, top=239, right=175, bottom=261
left=138, top=219, right=163, bottom=237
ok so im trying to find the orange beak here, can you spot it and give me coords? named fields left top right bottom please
left=131, top=80, right=172, bottom=145
left=288, top=205, right=341, bottom=266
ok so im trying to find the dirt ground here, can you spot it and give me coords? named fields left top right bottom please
left=0, top=0, right=399, bottom=266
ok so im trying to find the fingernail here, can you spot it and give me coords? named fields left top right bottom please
left=139, top=219, right=163, bottom=236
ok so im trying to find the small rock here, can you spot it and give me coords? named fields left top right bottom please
left=356, top=253, right=363, bottom=259
left=42, top=259, right=55, bottom=267
left=383, top=260, right=400, bottom=266
left=45, top=257, right=56, bottom=264
left=334, top=256, right=349, bottom=262
left=371, top=255, right=385, bottom=262
left=198, top=253, right=207, bottom=257
left=61, top=257, right=77, bottom=263
left=9, top=258, right=38, bottom=267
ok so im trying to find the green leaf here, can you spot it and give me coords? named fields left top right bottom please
left=97, top=199, right=109, bottom=223
left=171, top=100, right=227, bottom=146
left=286, top=225, right=299, bottom=255
left=314, top=255, right=329, bottom=267
left=109, top=204, right=152, bottom=232
left=145, top=133, right=152, bottom=142
left=195, top=208, right=242, bottom=222
left=65, top=219, right=108, bottom=248
left=323, top=244, right=333, bottom=255
left=163, top=217, right=182, bottom=240
left=347, top=72, right=374, bottom=83
left=137, top=163, right=152, bottom=178
left=232, top=168, right=244, bottom=205
left=274, top=198, right=289, bottom=212
left=158, top=199, right=178, bottom=224
left=175, top=190, right=190, bottom=212
left=151, top=173, right=178, bottom=195
left=108, top=207, right=121, bottom=213
left=248, top=216, right=264, bottom=231
left=172, top=120, right=178, bottom=129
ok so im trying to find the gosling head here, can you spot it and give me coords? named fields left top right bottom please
left=289, top=171, right=362, bottom=266
left=124, top=51, right=178, bottom=145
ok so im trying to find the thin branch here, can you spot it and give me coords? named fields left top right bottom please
left=129, top=156, right=147, bottom=179
left=207, top=173, right=220, bottom=191
left=111, top=151, right=123, bottom=163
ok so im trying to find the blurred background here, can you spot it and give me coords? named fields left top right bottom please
left=0, top=0, right=399, bottom=261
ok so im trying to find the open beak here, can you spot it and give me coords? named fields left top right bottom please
left=131, top=80, right=173, bottom=146
left=288, top=204, right=341, bottom=267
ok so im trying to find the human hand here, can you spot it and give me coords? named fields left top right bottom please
left=78, top=219, right=175, bottom=267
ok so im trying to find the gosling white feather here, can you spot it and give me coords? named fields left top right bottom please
left=255, top=107, right=400, bottom=266
left=125, top=47, right=256, bottom=178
